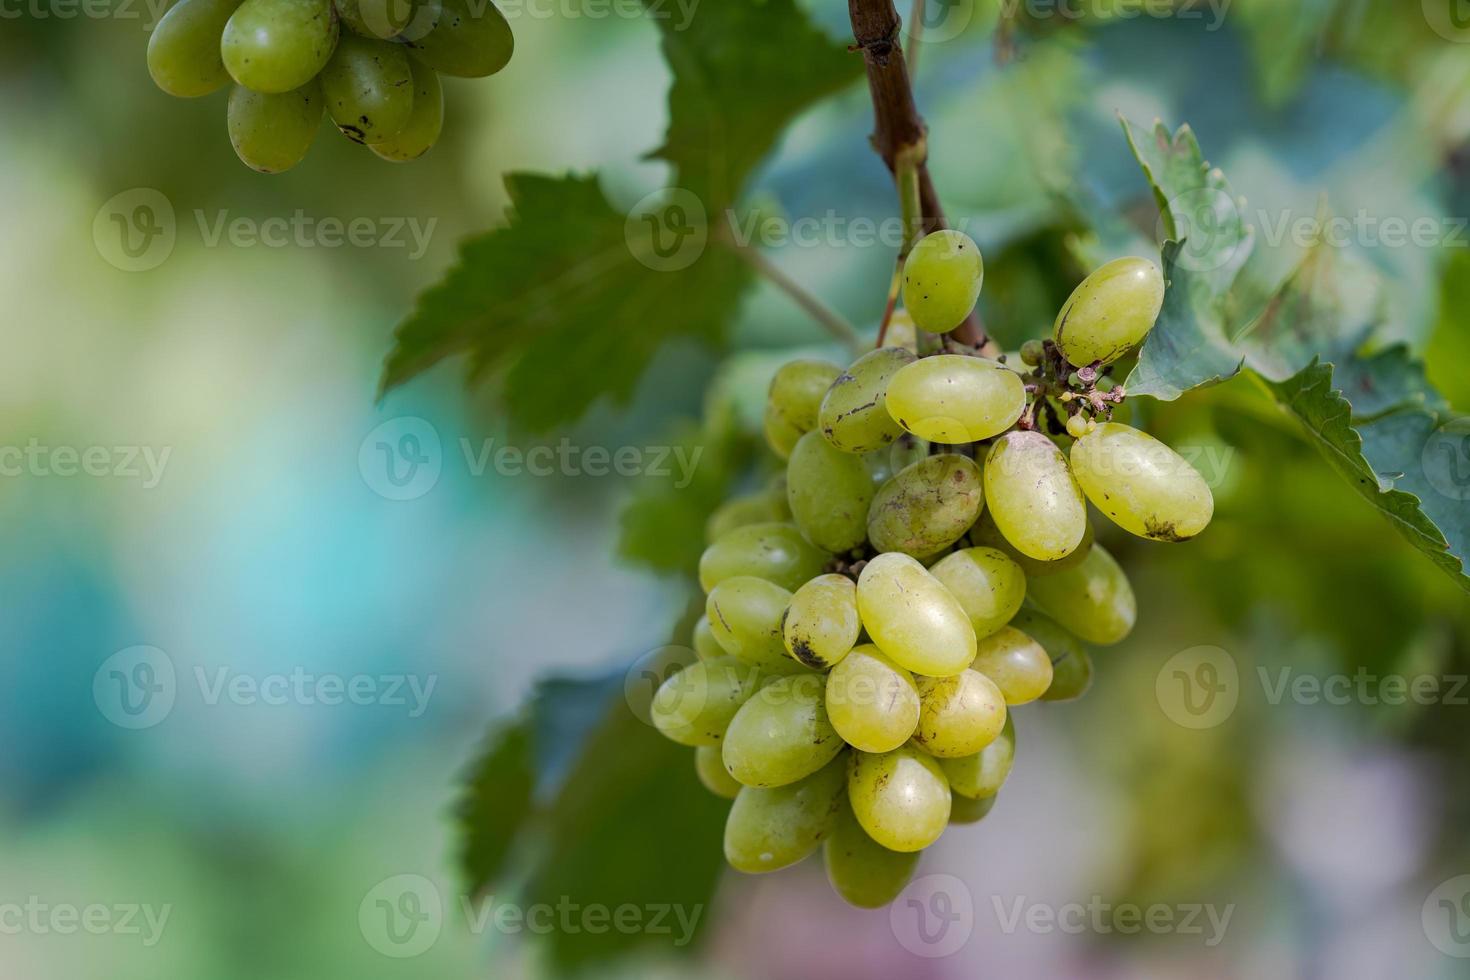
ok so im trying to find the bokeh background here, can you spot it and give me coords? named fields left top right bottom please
left=2, top=1, right=1469, bottom=977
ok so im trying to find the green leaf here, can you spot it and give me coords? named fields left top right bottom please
left=1125, top=242, right=1246, bottom=401
left=457, top=714, right=536, bottom=896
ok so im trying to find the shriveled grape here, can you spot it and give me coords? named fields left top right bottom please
left=867, top=454, right=984, bottom=558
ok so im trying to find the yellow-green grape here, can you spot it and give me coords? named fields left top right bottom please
left=969, top=508, right=1094, bottom=578
left=1069, top=422, right=1214, bottom=542
left=334, top=0, right=411, bottom=38
left=692, top=616, right=724, bottom=662
left=901, top=230, right=984, bottom=335
left=695, top=745, right=743, bottom=799
left=848, top=746, right=951, bottom=852
left=222, top=0, right=339, bottom=94
left=706, top=491, right=785, bottom=545
left=824, top=798, right=920, bottom=908
left=825, top=645, right=920, bottom=753
left=856, top=553, right=976, bottom=677
left=763, top=411, right=803, bottom=461
left=226, top=81, right=323, bottom=173
left=765, top=359, right=844, bottom=461
left=1065, top=414, right=1092, bottom=439
left=147, top=0, right=244, bottom=97
left=706, top=577, right=798, bottom=673
left=369, top=59, right=444, bottom=161
left=885, top=309, right=919, bottom=353
left=1025, top=543, right=1136, bottom=645
left=948, top=791, right=998, bottom=824
left=722, top=674, right=843, bottom=788
left=698, top=523, right=830, bottom=594
left=319, top=34, right=413, bottom=143
left=927, top=547, right=1026, bottom=640
left=940, top=714, right=1015, bottom=799
left=885, top=355, right=1026, bottom=444
left=786, top=432, right=876, bottom=553
left=970, top=627, right=1053, bottom=705
left=867, top=454, right=984, bottom=558
left=983, top=430, right=1087, bottom=561
left=819, top=347, right=917, bottom=454
left=1011, top=609, right=1093, bottom=702
left=404, top=0, right=513, bottom=77
left=650, top=656, right=764, bottom=747
left=724, top=753, right=847, bottom=873
left=1053, top=256, right=1165, bottom=366
left=912, top=670, right=1007, bottom=758
left=782, top=574, right=861, bottom=670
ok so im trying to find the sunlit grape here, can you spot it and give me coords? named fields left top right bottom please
left=783, top=574, right=861, bottom=670
left=927, top=547, right=1026, bottom=639
left=902, top=230, right=984, bottom=334
left=856, top=553, right=977, bottom=677
left=1053, top=257, right=1165, bottom=366
left=848, top=745, right=951, bottom=852
left=885, top=354, right=1026, bottom=444
left=825, top=644, right=920, bottom=753
left=1070, top=422, right=1214, bottom=541
left=983, top=430, right=1087, bottom=561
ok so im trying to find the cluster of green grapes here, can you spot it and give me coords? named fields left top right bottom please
left=146, top=0, right=512, bottom=172
left=649, top=230, right=1216, bottom=909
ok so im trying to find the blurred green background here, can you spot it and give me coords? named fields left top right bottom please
left=2, top=1, right=1469, bottom=978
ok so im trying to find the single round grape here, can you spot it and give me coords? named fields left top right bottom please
left=706, top=491, right=785, bottom=545
left=912, top=669, right=1007, bottom=758
left=226, top=81, right=323, bottom=173
left=698, top=522, right=830, bottom=594
left=147, top=0, right=244, bottom=97
left=706, top=577, right=799, bottom=673
left=825, top=644, right=920, bottom=753
left=948, top=791, right=998, bottom=824
left=724, top=753, right=847, bottom=874
left=783, top=574, right=861, bottom=670
left=786, top=431, right=876, bottom=553
left=1069, top=422, right=1214, bottom=542
left=403, top=0, right=514, bottom=77
left=969, top=508, right=1094, bottom=578
left=1065, top=414, right=1091, bottom=439
left=763, top=408, right=803, bottom=460
left=722, top=674, right=843, bottom=788
left=1011, top=609, right=1093, bottom=702
left=1019, top=339, right=1045, bottom=367
left=695, top=745, right=743, bottom=799
left=848, top=745, right=951, bottom=852
left=222, top=0, right=340, bottom=94
left=867, top=454, right=984, bottom=558
left=884, top=355, right=1026, bottom=444
left=691, top=616, right=724, bottom=661
left=857, top=553, right=976, bottom=677
left=369, top=59, right=445, bottom=161
left=319, top=33, right=413, bottom=143
left=1053, top=257, right=1165, bottom=366
left=1025, top=543, right=1136, bottom=645
left=970, top=626, right=1053, bottom=705
left=824, top=799, right=920, bottom=908
left=901, top=230, right=984, bottom=335
left=650, top=656, right=764, bottom=747
left=927, top=547, right=1026, bottom=640
left=983, top=430, right=1088, bottom=561
left=334, top=0, right=411, bottom=38
left=940, top=714, right=1015, bottom=799
left=818, top=347, right=916, bottom=454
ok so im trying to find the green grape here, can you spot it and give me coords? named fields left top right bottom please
left=948, top=791, right=998, bottom=824
left=927, top=547, right=1026, bottom=640
left=1019, top=339, right=1045, bottom=367
left=825, top=644, right=920, bottom=753
left=767, top=360, right=843, bottom=441
left=404, top=0, right=513, bottom=77
left=722, top=674, right=843, bottom=787
left=1069, top=422, right=1214, bottom=542
left=970, top=626, right=1053, bottom=705
left=912, top=669, right=1007, bottom=758
left=706, top=577, right=799, bottom=672
left=782, top=574, right=861, bottom=670
left=369, top=58, right=444, bottom=161
left=884, top=355, right=1026, bottom=444
left=692, top=615, right=724, bottom=661
left=983, top=430, right=1088, bottom=561
left=867, top=454, right=984, bottom=558
left=222, top=0, right=340, bottom=94
left=940, top=714, right=1015, bottom=799
left=650, top=656, right=764, bottom=747
left=1010, top=609, right=1094, bottom=702
left=318, top=34, right=413, bottom=143
left=706, top=491, right=785, bottom=545
left=1025, top=543, right=1136, bottom=645
left=969, top=508, right=1094, bottom=578
left=334, top=0, right=411, bottom=38
left=885, top=309, right=919, bottom=353
left=856, top=553, right=976, bottom=677
left=1053, top=257, right=1165, bottom=367
left=848, top=745, right=951, bottom=852
left=226, top=81, right=323, bottom=173
left=724, top=753, right=847, bottom=873
left=698, top=522, right=829, bottom=594
left=147, top=0, right=244, bottom=97
left=786, top=432, right=876, bottom=553
left=818, top=347, right=916, bottom=453
left=1065, top=414, right=1092, bottom=439
left=824, top=798, right=920, bottom=908
left=901, top=230, right=984, bottom=335
left=695, top=745, right=743, bottom=799
left=763, top=409, right=804, bottom=461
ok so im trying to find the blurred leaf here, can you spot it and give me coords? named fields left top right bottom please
left=458, top=715, right=535, bottom=896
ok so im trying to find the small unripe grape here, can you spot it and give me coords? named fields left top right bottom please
left=825, top=645, right=920, bottom=753
left=783, top=574, right=862, bottom=670
left=724, top=754, right=848, bottom=873
left=722, top=674, right=843, bottom=788
left=695, top=745, right=743, bottom=799
left=222, top=0, right=339, bottom=94
left=1026, top=543, right=1136, bottom=646
left=1010, top=609, right=1093, bottom=702
left=706, top=577, right=800, bottom=672
left=927, top=547, right=1026, bottom=640
left=1069, top=422, right=1214, bottom=542
left=884, top=355, right=1026, bottom=444
left=848, top=746, right=951, bottom=852
left=856, top=553, right=977, bottom=677
left=819, top=348, right=916, bottom=453
left=787, top=432, right=876, bottom=553
left=824, top=799, right=920, bottom=908
left=969, top=627, right=1053, bottom=705
left=940, top=714, right=1015, bottom=799
left=650, top=656, right=764, bottom=747
left=1053, top=257, right=1165, bottom=366
left=902, top=230, right=984, bottom=334
left=698, top=523, right=829, bottom=593
left=1065, top=414, right=1091, bottom=439
left=867, top=454, right=984, bottom=558
left=1019, top=339, right=1045, bottom=367
left=983, top=430, right=1088, bottom=562
left=912, top=669, right=1007, bottom=758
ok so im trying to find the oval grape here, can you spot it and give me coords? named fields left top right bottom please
left=848, top=746, right=951, bottom=852
left=867, top=454, right=984, bottom=558
left=948, top=791, right=998, bottom=824
left=825, top=644, right=920, bottom=753
left=404, top=0, right=514, bottom=77
left=912, top=669, right=1007, bottom=758
left=695, top=745, right=743, bottom=799
left=706, top=491, right=786, bottom=545
left=927, top=546, right=1026, bottom=639
left=857, top=553, right=976, bottom=677
left=1025, top=543, right=1136, bottom=645
left=983, top=430, right=1087, bottom=561
left=650, top=656, right=764, bottom=747
left=226, top=81, right=323, bottom=173
left=722, top=674, right=843, bottom=788
left=782, top=574, right=861, bottom=670
left=222, top=0, right=340, bottom=94
left=818, top=347, right=916, bottom=454
left=705, top=577, right=797, bottom=672
left=787, top=431, right=876, bottom=553
left=970, top=626, right=1053, bottom=705
left=724, top=753, right=847, bottom=873
left=1053, top=257, right=1165, bottom=367
left=370, top=59, right=445, bottom=161
left=940, top=714, right=1015, bottom=799
left=901, top=230, right=984, bottom=335
left=1069, top=422, right=1214, bottom=542
left=969, top=507, right=1094, bottom=578
left=824, top=799, right=920, bottom=908
left=885, top=354, right=1025, bottom=444
left=319, top=34, right=413, bottom=143
left=1010, top=609, right=1093, bottom=702
left=698, top=522, right=829, bottom=593
left=147, top=0, right=244, bottom=97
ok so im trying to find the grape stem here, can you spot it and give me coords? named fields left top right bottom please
left=718, top=236, right=864, bottom=355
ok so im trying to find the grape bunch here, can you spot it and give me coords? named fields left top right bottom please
left=146, top=0, right=513, bottom=172
left=650, top=231, right=1215, bottom=908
